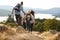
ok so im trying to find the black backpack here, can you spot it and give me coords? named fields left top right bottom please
left=14, top=4, right=20, bottom=12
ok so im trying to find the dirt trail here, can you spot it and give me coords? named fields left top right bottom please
left=6, top=33, right=42, bottom=40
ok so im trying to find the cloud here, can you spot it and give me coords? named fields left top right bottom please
left=0, top=0, right=60, bottom=9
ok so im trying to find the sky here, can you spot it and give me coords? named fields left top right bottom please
left=0, top=0, right=60, bottom=9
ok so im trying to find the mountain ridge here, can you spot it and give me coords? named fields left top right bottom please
left=0, top=9, right=11, bottom=16
left=0, top=5, right=60, bottom=17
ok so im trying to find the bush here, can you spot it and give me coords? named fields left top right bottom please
left=6, top=14, right=15, bottom=23
left=4, top=14, right=16, bottom=27
left=33, top=19, right=45, bottom=32
left=43, top=18, right=60, bottom=31
left=33, top=18, right=60, bottom=32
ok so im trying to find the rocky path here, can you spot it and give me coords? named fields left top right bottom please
left=6, top=33, right=42, bottom=40
left=0, top=24, right=58, bottom=40
left=0, top=24, right=42, bottom=40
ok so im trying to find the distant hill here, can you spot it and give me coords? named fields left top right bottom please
left=0, top=5, right=60, bottom=17
left=42, top=8, right=60, bottom=17
left=24, top=7, right=60, bottom=17
left=0, top=9, right=11, bottom=16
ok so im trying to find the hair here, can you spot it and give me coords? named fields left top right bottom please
left=21, top=1, right=23, bottom=5
left=30, top=10, right=35, bottom=16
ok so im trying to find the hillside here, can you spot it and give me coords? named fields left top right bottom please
left=0, top=24, right=42, bottom=40
left=0, top=24, right=60, bottom=40
left=42, top=8, right=60, bottom=17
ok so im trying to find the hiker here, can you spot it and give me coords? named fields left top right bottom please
left=30, top=10, right=35, bottom=32
left=25, top=10, right=35, bottom=32
left=12, top=1, right=26, bottom=25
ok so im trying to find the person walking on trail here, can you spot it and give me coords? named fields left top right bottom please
left=29, top=10, right=35, bottom=32
left=25, top=10, right=35, bottom=32
left=12, top=1, right=26, bottom=25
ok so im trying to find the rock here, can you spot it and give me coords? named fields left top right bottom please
left=49, top=30, right=57, bottom=34
left=0, top=26, right=8, bottom=32
left=16, top=26, right=26, bottom=33
left=57, top=32, right=60, bottom=40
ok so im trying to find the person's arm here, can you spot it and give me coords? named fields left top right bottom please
left=11, top=9, right=14, bottom=14
left=11, top=8, right=15, bottom=14
left=21, top=7, right=26, bottom=15
left=31, top=14, right=35, bottom=24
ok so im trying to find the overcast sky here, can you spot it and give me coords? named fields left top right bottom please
left=0, top=0, right=60, bottom=9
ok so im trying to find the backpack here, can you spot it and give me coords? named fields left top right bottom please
left=14, top=4, right=20, bottom=12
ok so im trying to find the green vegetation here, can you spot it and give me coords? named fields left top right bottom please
left=4, top=15, right=16, bottom=27
left=33, top=19, right=45, bottom=32
left=33, top=18, right=60, bottom=32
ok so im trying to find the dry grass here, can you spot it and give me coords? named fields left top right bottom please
left=0, top=24, right=27, bottom=40
left=35, top=30, right=58, bottom=40
left=0, top=24, right=60, bottom=40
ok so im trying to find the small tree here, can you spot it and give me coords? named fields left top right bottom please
left=6, top=14, right=15, bottom=23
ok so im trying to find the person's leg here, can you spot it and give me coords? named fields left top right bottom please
left=15, top=14, right=19, bottom=24
left=26, top=21, right=31, bottom=32
left=23, top=22, right=26, bottom=29
left=27, top=21, right=31, bottom=32
left=25, top=22, right=28, bottom=31
left=26, top=21, right=29, bottom=32
left=30, top=24, right=33, bottom=32
left=18, top=14, right=21, bottom=25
